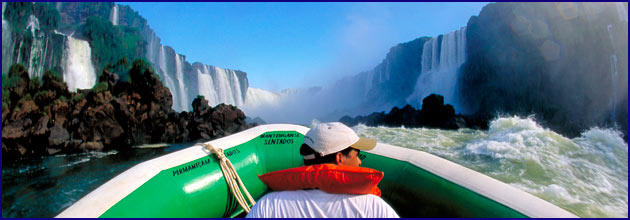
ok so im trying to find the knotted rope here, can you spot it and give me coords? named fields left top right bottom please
left=201, top=143, right=256, bottom=213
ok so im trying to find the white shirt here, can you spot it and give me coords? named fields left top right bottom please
left=246, top=189, right=399, bottom=218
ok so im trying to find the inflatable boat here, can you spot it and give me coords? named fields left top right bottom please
left=56, top=124, right=578, bottom=218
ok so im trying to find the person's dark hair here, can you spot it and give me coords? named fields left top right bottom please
left=300, top=144, right=359, bottom=165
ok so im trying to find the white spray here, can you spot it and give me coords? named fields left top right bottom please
left=63, top=36, right=96, bottom=92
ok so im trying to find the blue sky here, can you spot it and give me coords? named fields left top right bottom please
left=121, top=2, right=489, bottom=92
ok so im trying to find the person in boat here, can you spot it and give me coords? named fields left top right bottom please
left=247, top=122, right=399, bottom=218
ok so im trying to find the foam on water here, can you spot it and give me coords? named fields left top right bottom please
left=354, top=116, right=628, bottom=218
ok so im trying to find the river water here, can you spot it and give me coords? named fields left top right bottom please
left=1, top=117, right=627, bottom=217
left=355, top=116, right=628, bottom=218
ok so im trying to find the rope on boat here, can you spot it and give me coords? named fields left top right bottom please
left=202, top=143, right=256, bottom=213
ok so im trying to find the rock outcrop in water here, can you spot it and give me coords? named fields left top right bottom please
left=339, top=94, right=488, bottom=130
left=2, top=60, right=254, bottom=159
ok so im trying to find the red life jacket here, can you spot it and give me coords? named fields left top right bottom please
left=258, top=164, right=383, bottom=197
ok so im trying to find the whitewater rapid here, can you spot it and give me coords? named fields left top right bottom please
left=352, top=116, right=628, bottom=218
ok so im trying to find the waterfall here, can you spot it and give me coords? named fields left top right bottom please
left=5, top=14, right=56, bottom=79
left=174, top=54, right=189, bottom=111
left=146, top=32, right=160, bottom=67
left=407, top=27, right=467, bottom=111
left=140, top=24, right=251, bottom=111
left=24, top=15, right=45, bottom=78
left=211, top=66, right=236, bottom=105
left=229, top=70, right=244, bottom=106
left=198, top=65, right=219, bottom=106
left=109, top=5, right=119, bottom=26
left=26, top=14, right=39, bottom=36
left=2, top=2, right=14, bottom=74
left=27, top=35, right=47, bottom=78
left=157, top=45, right=178, bottom=110
left=158, top=45, right=168, bottom=75
left=607, top=24, right=619, bottom=123
left=147, top=42, right=249, bottom=111
left=63, top=36, right=96, bottom=92
left=364, top=70, right=375, bottom=97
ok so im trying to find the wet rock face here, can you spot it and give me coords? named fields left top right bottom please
left=2, top=61, right=256, bottom=160
left=186, top=97, right=252, bottom=142
left=460, top=2, right=628, bottom=138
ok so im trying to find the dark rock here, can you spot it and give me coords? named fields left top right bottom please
left=419, top=94, right=458, bottom=129
left=340, top=94, right=488, bottom=130
left=99, top=69, right=119, bottom=90
left=79, top=141, right=104, bottom=151
left=46, top=148, right=62, bottom=155
left=10, top=99, right=39, bottom=122
left=3, top=121, right=29, bottom=139
left=41, top=70, right=70, bottom=99
left=2, top=60, right=257, bottom=160
left=2, top=103, right=9, bottom=123
left=32, top=115, right=49, bottom=136
left=48, top=124, right=69, bottom=146
left=51, top=99, right=70, bottom=126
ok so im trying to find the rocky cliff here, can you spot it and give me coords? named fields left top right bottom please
left=459, top=2, right=628, bottom=137
left=2, top=60, right=253, bottom=160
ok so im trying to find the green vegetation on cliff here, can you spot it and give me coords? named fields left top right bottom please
left=4, top=2, right=60, bottom=32
left=78, top=16, right=146, bottom=76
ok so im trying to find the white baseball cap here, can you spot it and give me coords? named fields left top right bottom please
left=303, top=122, right=377, bottom=158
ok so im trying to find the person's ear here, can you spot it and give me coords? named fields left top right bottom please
left=335, top=152, right=344, bottom=165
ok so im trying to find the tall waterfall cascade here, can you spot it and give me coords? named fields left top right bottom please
left=109, top=5, right=119, bottom=26
left=63, top=36, right=96, bottom=92
left=407, top=27, right=467, bottom=111
left=197, top=65, right=219, bottom=105
left=143, top=28, right=249, bottom=112
left=174, top=54, right=189, bottom=111
left=24, top=15, right=46, bottom=78
left=3, top=12, right=63, bottom=79
left=3, top=2, right=14, bottom=74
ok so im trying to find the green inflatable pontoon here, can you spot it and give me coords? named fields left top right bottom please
left=56, top=124, right=578, bottom=218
